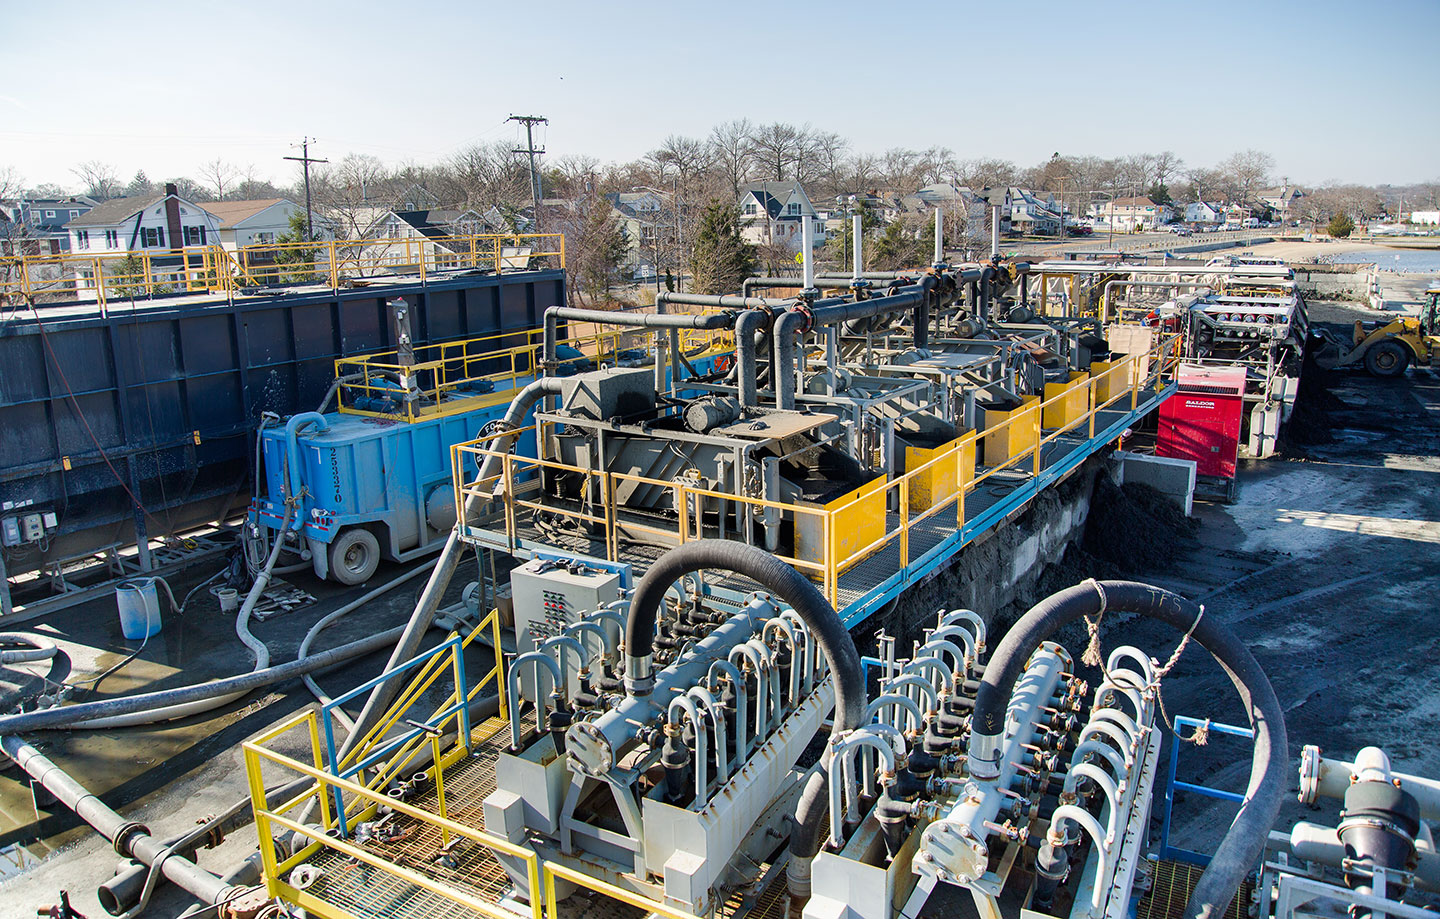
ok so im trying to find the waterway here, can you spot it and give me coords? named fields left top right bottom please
left=1326, top=247, right=1440, bottom=274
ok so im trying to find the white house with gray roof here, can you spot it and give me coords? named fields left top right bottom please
left=738, top=182, right=824, bottom=252
left=66, top=184, right=222, bottom=255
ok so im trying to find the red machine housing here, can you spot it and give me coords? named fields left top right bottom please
left=1157, top=364, right=1248, bottom=480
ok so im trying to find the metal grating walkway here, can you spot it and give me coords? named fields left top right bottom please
left=1135, top=860, right=1252, bottom=919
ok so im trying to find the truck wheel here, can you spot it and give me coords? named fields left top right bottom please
left=1364, top=340, right=1410, bottom=378
left=329, top=529, right=380, bottom=585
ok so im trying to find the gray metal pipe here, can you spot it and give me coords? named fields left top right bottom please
left=1, top=734, right=240, bottom=909
left=735, top=309, right=765, bottom=410
left=741, top=278, right=856, bottom=297
left=542, top=306, right=734, bottom=376
left=339, top=377, right=564, bottom=768
left=658, top=291, right=787, bottom=310
left=1101, top=279, right=1210, bottom=316
left=773, top=309, right=807, bottom=411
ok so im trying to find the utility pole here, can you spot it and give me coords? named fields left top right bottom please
left=509, top=114, right=548, bottom=229
left=284, top=138, right=328, bottom=241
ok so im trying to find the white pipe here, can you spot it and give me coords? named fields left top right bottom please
left=707, top=660, right=748, bottom=760
left=563, top=620, right=611, bottom=669
left=883, top=673, right=939, bottom=724
left=1071, top=738, right=1129, bottom=781
left=1096, top=679, right=1147, bottom=725
left=1106, top=647, right=1155, bottom=684
left=866, top=693, right=925, bottom=734
left=851, top=215, right=863, bottom=280
left=1063, top=762, right=1122, bottom=843
left=507, top=651, right=562, bottom=750
left=916, top=638, right=968, bottom=681
left=929, top=625, right=977, bottom=665
left=1091, top=707, right=1141, bottom=743
left=934, top=209, right=944, bottom=265
left=1077, top=721, right=1136, bottom=770
left=763, top=618, right=804, bottom=704
left=828, top=732, right=897, bottom=846
left=901, top=657, right=951, bottom=696
left=778, top=610, right=816, bottom=695
left=668, top=695, right=708, bottom=802
left=729, top=643, right=770, bottom=744
left=938, top=608, right=987, bottom=653
left=542, top=635, right=587, bottom=702
left=1050, top=804, right=1112, bottom=915
left=801, top=215, right=815, bottom=291
left=688, top=685, right=730, bottom=783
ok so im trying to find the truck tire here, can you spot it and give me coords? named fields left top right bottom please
left=329, top=528, right=380, bottom=585
left=1364, top=340, right=1409, bottom=378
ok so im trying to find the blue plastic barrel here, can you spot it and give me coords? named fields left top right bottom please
left=115, top=578, right=163, bottom=640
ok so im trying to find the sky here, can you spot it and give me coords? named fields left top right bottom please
left=3, top=0, right=1438, bottom=193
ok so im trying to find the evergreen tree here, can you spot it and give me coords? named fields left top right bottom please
left=1326, top=213, right=1355, bottom=238
left=689, top=200, right=755, bottom=295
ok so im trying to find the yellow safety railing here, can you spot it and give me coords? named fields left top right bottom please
left=452, top=330, right=1181, bottom=609
left=335, top=322, right=736, bottom=422
left=452, top=426, right=835, bottom=600
left=242, top=606, right=533, bottom=919
left=335, top=610, right=507, bottom=806
left=1, top=231, right=566, bottom=309
left=243, top=712, right=542, bottom=919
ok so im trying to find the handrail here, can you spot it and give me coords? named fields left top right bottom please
left=242, top=705, right=542, bottom=919
left=2, top=230, right=566, bottom=309
left=452, top=329, right=1181, bottom=609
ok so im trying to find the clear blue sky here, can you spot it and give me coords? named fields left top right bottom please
left=3, top=0, right=1437, bottom=190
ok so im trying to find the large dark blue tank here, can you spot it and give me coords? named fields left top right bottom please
left=0, top=269, right=565, bottom=602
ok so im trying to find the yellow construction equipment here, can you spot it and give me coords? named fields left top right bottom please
left=1312, top=287, right=1440, bottom=377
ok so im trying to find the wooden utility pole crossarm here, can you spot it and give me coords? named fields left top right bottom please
left=509, top=114, right=548, bottom=229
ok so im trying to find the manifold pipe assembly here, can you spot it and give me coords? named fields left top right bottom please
left=0, top=734, right=242, bottom=912
left=541, top=305, right=735, bottom=377
left=338, top=376, right=564, bottom=769
left=615, top=540, right=865, bottom=900
left=967, top=580, right=1286, bottom=919
left=771, top=284, right=931, bottom=410
left=1101, top=279, right=1212, bottom=317
left=740, top=278, right=865, bottom=298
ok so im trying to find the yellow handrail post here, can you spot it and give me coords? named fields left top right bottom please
left=430, top=733, right=450, bottom=847
left=306, top=713, right=335, bottom=830
left=898, top=478, right=909, bottom=568
left=491, top=607, right=507, bottom=724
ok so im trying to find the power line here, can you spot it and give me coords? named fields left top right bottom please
left=283, top=137, right=329, bottom=241
left=508, top=114, right=547, bottom=226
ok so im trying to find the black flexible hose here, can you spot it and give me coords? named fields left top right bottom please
left=619, top=541, right=865, bottom=895
left=969, top=580, right=1286, bottom=919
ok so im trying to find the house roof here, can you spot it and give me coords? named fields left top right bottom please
left=66, top=194, right=166, bottom=227
left=740, top=182, right=815, bottom=220
left=1110, top=196, right=1157, bottom=208
left=198, top=198, right=291, bottom=229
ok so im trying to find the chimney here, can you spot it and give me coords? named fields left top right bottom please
left=163, top=183, right=183, bottom=251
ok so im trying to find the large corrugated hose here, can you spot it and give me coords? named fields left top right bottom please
left=968, top=580, right=1286, bottom=919
left=620, top=541, right=864, bottom=899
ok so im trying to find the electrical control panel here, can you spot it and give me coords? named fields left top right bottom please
left=509, top=557, right=623, bottom=654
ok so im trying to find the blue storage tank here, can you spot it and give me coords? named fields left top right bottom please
left=248, top=404, right=537, bottom=584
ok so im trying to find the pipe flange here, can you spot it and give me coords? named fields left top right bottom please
left=1297, top=744, right=1322, bottom=804
left=790, top=302, right=815, bottom=334
left=290, top=863, right=323, bottom=889
left=479, top=419, right=517, bottom=439
left=112, top=821, right=151, bottom=857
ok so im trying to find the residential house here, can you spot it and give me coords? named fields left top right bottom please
left=198, top=198, right=303, bottom=250
left=1411, top=210, right=1440, bottom=226
left=1256, top=186, right=1304, bottom=221
left=605, top=191, right=676, bottom=279
left=915, top=183, right=995, bottom=245
left=66, top=184, right=223, bottom=256
left=1007, top=187, right=1061, bottom=236
left=738, top=182, right=822, bottom=252
left=359, top=208, right=500, bottom=271
left=1184, top=201, right=1224, bottom=225
left=3, top=196, right=100, bottom=254
left=1094, top=196, right=1171, bottom=232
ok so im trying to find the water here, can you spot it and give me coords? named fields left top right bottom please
left=1325, top=247, right=1440, bottom=274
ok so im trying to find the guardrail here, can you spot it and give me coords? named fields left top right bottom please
left=1, top=231, right=566, bottom=310
left=452, top=330, right=1183, bottom=608
left=336, top=323, right=736, bottom=422
left=242, top=607, right=531, bottom=918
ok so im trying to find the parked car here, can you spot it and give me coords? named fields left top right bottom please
left=1168, top=225, right=1193, bottom=236
left=1066, top=225, right=1093, bottom=236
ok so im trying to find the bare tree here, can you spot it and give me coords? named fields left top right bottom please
left=956, top=158, right=1017, bottom=189
left=748, top=122, right=807, bottom=182
left=71, top=160, right=122, bottom=200
left=450, top=140, right=530, bottom=210
left=1151, top=151, right=1184, bottom=189
left=198, top=158, right=239, bottom=201
left=1219, top=149, right=1275, bottom=204
left=707, top=119, right=755, bottom=197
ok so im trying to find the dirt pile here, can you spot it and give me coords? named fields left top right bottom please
left=1283, top=347, right=1347, bottom=448
left=1081, top=477, right=1200, bottom=571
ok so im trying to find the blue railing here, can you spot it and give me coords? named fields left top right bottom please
left=320, top=633, right=471, bottom=836
left=1159, top=715, right=1255, bottom=865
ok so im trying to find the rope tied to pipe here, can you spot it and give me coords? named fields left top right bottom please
left=1080, top=579, right=1210, bottom=746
